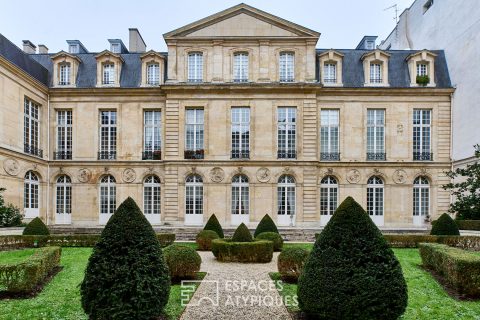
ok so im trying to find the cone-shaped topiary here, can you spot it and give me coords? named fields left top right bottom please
left=80, top=197, right=170, bottom=320
left=254, top=214, right=279, bottom=237
left=431, top=213, right=460, bottom=236
left=23, top=217, right=49, bottom=235
left=232, top=223, right=253, bottom=242
left=298, top=196, right=408, bottom=319
left=203, top=214, right=224, bottom=238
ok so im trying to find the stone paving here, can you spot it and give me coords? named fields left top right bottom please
left=180, top=251, right=292, bottom=320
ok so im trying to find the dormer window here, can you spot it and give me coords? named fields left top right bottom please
left=188, top=52, right=203, bottom=82
left=59, top=63, right=71, bottom=86
left=407, top=50, right=436, bottom=87
left=319, top=50, right=344, bottom=86
left=324, top=63, right=337, bottom=83
left=233, top=52, right=249, bottom=82
left=95, top=51, right=123, bottom=87
left=370, top=63, right=382, bottom=83
left=147, top=63, right=160, bottom=85
left=362, top=50, right=390, bottom=87
left=417, top=63, right=428, bottom=76
left=51, top=51, right=81, bottom=87
left=103, top=63, right=115, bottom=85
left=69, top=44, right=79, bottom=54
left=140, top=51, right=165, bottom=86
left=279, top=52, right=294, bottom=82
left=111, top=43, right=121, bottom=53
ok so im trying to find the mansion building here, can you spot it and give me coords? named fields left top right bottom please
left=0, top=4, right=453, bottom=228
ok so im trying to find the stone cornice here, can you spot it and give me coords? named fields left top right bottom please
left=0, top=56, right=49, bottom=93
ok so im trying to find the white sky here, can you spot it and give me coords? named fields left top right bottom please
left=0, top=0, right=414, bottom=53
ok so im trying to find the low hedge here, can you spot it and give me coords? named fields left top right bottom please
left=0, top=246, right=62, bottom=293
left=163, top=244, right=201, bottom=281
left=211, top=239, right=273, bottom=263
left=419, top=243, right=480, bottom=296
left=0, top=233, right=175, bottom=250
left=456, top=220, right=480, bottom=231
left=277, top=247, right=310, bottom=283
left=255, top=232, right=283, bottom=251
left=196, top=230, right=219, bottom=251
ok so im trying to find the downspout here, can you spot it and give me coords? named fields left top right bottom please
left=46, top=93, right=50, bottom=225
left=449, top=90, right=455, bottom=209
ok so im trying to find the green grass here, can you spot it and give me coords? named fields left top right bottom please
left=0, top=249, right=36, bottom=264
left=271, top=244, right=480, bottom=320
left=0, top=248, right=204, bottom=320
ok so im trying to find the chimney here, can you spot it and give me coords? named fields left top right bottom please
left=129, top=28, right=146, bottom=53
left=38, top=44, right=48, bottom=54
left=22, top=40, right=36, bottom=54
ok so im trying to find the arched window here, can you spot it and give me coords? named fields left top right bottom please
left=185, top=174, right=203, bottom=216
left=277, top=175, right=296, bottom=216
left=413, top=176, right=429, bottom=218
left=367, top=176, right=384, bottom=217
left=99, top=175, right=116, bottom=216
left=144, top=175, right=161, bottom=215
left=24, top=171, right=39, bottom=217
left=56, top=175, right=71, bottom=215
left=320, top=176, right=338, bottom=216
left=232, top=175, right=249, bottom=215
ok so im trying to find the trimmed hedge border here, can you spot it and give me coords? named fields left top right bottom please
left=211, top=239, right=273, bottom=263
left=0, top=246, right=62, bottom=293
left=0, top=233, right=175, bottom=250
left=419, top=243, right=480, bottom=297
left=456, top=220, right=480, bottom=231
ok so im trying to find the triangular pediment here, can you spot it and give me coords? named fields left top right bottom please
left=163, top=3, right=320, bottom=40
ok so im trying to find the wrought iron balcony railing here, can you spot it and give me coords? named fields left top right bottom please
left=277, top=150, right=297, bottom=159
left=231, top=150, right=250, bottom=159
left=53, top=151, right=72, bottom=160
left=184, top=149, right=204, bottom=160
left=413, top=152, right=433, bottom=161
left=279, top=78, right=295, bottom=83
left=367, top=152, right=386, bottom=161
left=24, top=144, right=43, bottom=158
left=142, top=150, right=162, bottom=160
left=98, top=151, right=116, bottom=160
left=320, top=152, right=340, bottom=161
left=187, top=79, right=203, bottom=83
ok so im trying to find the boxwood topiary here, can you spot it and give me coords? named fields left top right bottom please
left=256, top=232, right=283, bottom=251
left=22, top=217, right=50, bottom=235
left=254, top=214, right=279, bottom=237
left=298, top=196, right=408, bottom=319
left=163, top=244, right=201, bottom=281
left=211, top=239, right=273, bottom=263
left=203, top=214, right=224, bottom=238
left=277, top=247, right=310, bottom=283
left=80, top=197, right=170, bottom=320
left=232, top=223, right=253, bottom=242
left=196, top=230, right=219, bottom=250
left=431, top=213, right=460, bottom=236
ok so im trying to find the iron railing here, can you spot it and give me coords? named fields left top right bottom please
left=142, top=151, right=162, bottom=160
left=184, top=149, right=204, bottom=160
left=98, top=151, right=116, bottom=160
left=413, top=152, right=433, bottom=161
left=277, top=150, right=297, bottom=159
left=231, top=150, right=250, bottom=159
left=24, top=144, right=43, bottom=158
left=367, top=152, right=386, bottom=161
left=53, top=151, right=72, bottom=160
left=320, top=152, right=340, bottom=161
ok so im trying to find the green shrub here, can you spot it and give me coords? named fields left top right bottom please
left=0, top=188, right=23, bottom=227
left=232, top=223, right=253, bottom=242
left=277, top=247, right=310, bottom=283
left=203, top=214, right=224, bottom=238
left=163, top=244, right=201, bottom=281
left=211, top=239, right=273, bottom=263
left=431, top=213, right=460, bottom=236
left=254, top=214, right=279, bottom=237
left=256, top=232, right=283, bottom=251
left=0, top=246, right=61, bottom=293
left=196, top=230, right=219, bottom=250
left=23, top=217, right=50, bottom=236
left=416, top=75, right=430, bottom=86
left=80, top=197, right=170, bottom=320
left=298, top=196, right=408, bottom=319
left=156, top=233, right=176, bottom=247
left=420, top=243, right=480, bottom=296
left=456, top=220, right=480, bottom=231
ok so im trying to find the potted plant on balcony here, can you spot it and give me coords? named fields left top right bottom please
left=416, top=75, right=430, bottom=86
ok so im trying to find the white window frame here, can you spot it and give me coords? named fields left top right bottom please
left=323, top=63, right=337, bottom=83
left=185, top=174, right=203, bottom=225
left=111, top=43, right=121, bottom=53
left=413, top=176, right=430, bottom=226
left=99, top=175, right=116, bottom=224
left=320, top=176, right=338, bottom=226
left=143, top=110, right=161, bottom=156
left=55, top=175, right=72, bottom=224
left=56, top=110, right=72, bottom=159
left=59, top=63, right=71, bottom=86
left=279, top=52, right=295, bottom=82
left=367, top=176, right=384, bottom=226
left=277, top=107, right=296, bottom=159
left=102, top=63, right=115, bottom=85
left=416, top=63, right=428, bottom=76
left=233, top=52, right=249, bottom=82
left=320, top=109, right=340, bottom=159
left=99, top=111, right=117, bottom=160
left=24, top=171, right=39, bottom=218
left=231, top=175, right=249, bottom=215
left=277, top=175, right=296, bottom=226
left=147, top=63, right=160, bottom=85
left=69, top=44, right=79, bottom=54
left=367, top=109, right=385, bottom=160
left=185, top=109, right=204, bottom=152
left=231, top=107, right=250, bottom=159
left=413, top=109, right=431, bottom=160
left=370, top=63, right=382, bottom=83
left=188, top=52, right=203, bottom=82
left=144, top=175, right=161, bottom=224
left=24, top=97, right=41, bottom=157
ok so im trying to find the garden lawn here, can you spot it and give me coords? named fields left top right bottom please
left=0, top=247, right=203, bottom=320
left=274, top=245, right=480, bottom=320
left=0, top=248, right=36, bottom=264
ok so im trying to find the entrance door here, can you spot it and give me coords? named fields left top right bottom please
left=185, top=174, right=204, bottom=226
left=277, top=175, right=296, bottom=227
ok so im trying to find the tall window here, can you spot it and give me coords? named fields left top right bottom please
left=99, top=111, right=117, bottom=160
left=185, top=174, right=203, bottom=215
left=56, top=175, right=71, bottom=215
left=185, top=109, right=204, bottom=159
left=279, top=52, right=294, bottom=82
left=277, top=107, right=296, bottom=159
left=417, top=63, right=428, bottom=76
left=24, top=171, right=39, bottom=217
left=143, top=110, right=161, bottom=160
left=320, top=176, right=338, bottom=216
left=370, top=63, right=382, bottom=83
left=102, top=63, right=115, bottom=85
left=413, top=176, right=429, bottom=218
left=323, top=63, right=337, bottom=83
left=232, top=175, right=249, bottom=215
left=277, top=175, right=296, bottom=216
left=188, top=53, right=203, bottom=82
left=24, top=98, right=42, bottom=157
left=147, top=63, right=160, bottom=85
left=320, top=110, right=340, bottom=160
left=367, top=109, right=385, bottom=160
left=413, top=109, right=432, bottom=160
left=231, top=107, right=250, bottom=159
left=233, top=53, right=248, bottom=82
left=367, top=176, right=384, bottom=216
left=55, top=110, right=72, bottom=160
left=59, top=63, right=71, bottom=85
left=99, top=175, right=116, bottom=215
left=144, top=175, right=161, bottom=215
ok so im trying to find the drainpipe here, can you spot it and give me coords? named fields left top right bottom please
left=46, top=93, right=50, bottom=225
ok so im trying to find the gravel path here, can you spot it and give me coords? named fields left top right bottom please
left=180, top=251, right=292, bottom=320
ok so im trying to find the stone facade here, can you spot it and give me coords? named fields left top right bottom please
left=0, top=4, right=453, bottom=228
